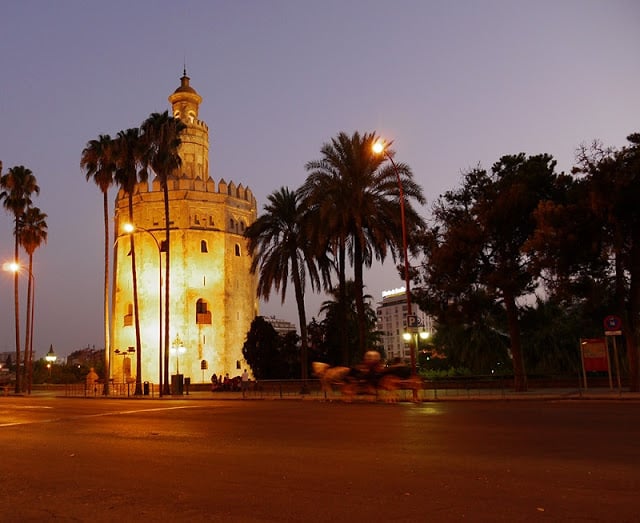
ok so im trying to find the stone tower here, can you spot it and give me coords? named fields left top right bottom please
left=111, top=72, right=259, bottom=386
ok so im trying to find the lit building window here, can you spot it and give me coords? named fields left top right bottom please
left=196, top=299, right=212, bottom=324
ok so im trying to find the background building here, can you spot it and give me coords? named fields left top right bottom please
left=376, top=288, right=432, bottom=361
left=111, top=73, right=258, bottom=385
left=263, top=316, right=297, bottom=336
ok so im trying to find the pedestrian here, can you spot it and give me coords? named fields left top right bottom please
left=241, top=369, right=249, bottom=398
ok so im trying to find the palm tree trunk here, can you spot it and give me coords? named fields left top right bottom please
left=291, top=254, right=309, bottom=390
left=23, top=254, right=33, bottom=394
left=504, top=289, right=527, bottom=392
left=28, top=261, right=35, bottom=394
left=353, top=240, right=367, bottom=362
left=128, top=196, right=143, bottom=395
left=162, top=182, right=171, bottom=395
left=338, top=241, right=348, bottom=366
left=103, top=191, right=111, bottom=395
left=13, top=227, right=21, bottom=394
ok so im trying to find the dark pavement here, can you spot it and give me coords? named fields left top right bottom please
left=0, top=396, right=638, bottom=522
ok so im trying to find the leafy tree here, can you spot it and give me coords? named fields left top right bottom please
left=19, top=206, right=48, bottom=393
left=0, top=165, right=40, bottom=393
left=140, top=111, right=185, bottom=395
left=244, top=187, right=324, bottom=385
left=279, top=331, right=302, bottom=379
left=417, top=154, right=565, bottom=391
left=81, top=134, right=116, bottom=395
left=113, top=128, right=146, bottom=395
left=533, top=134, right=640, bottom=390
left=302, top=132, right=425, bottom=363
left=426, top=289, right=511, bottom=374
left=242, top=316, right=283, bottom=379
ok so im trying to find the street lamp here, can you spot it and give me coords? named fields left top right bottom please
left=403, top=330, right=430, bottom=371
left=114, top=347, right=136, bottom=396
left=171, top=335, right=186, bottom=375
left=171, top=335, right=186, bottom=395
left=373, top=140, right=418, bottom=398
left=123, top=223, right=164, bottom=396
left=45, top=344, right=56, bottom=378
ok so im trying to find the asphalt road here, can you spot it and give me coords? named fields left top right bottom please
left=0, top=397, right=638, bottom=522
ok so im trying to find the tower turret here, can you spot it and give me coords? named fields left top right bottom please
left=167, top=70, right=209, bottom=181
left=168, top=69, right=202, bottom=121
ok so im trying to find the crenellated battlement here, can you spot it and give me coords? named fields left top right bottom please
left=118, top=176, right=256, bottom=207
left=182, top=119, right=208, bottom=132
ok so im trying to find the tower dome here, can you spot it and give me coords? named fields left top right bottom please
left=168, top=69, right=202, bottom=122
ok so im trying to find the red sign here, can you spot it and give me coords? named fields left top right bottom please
left=581, top=338, right=608, bottom=372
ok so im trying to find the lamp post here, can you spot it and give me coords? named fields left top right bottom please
left=114, top=347, right=136, bottom=395
left=171, top=335, right=186, bottom=395
left=373, top=140, right=418, bottom=398
left=403, top=329, right=430, bottom=370
left=123, top=223, right=164, bottom=396
left=45, top=344, right=56, bottom=379
left=3, top=261, right=35, bottom=393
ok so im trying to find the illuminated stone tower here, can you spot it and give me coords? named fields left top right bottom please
left=111, top=72, right=259, bottom=386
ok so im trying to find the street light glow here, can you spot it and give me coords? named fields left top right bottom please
left=2, top=261, right=20, bottom=273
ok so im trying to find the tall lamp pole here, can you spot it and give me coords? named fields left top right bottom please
left=373, top=140, right=418, bottom=400
left=123, top=223, right=164, bottom=397
left=3, top=261, right=35, bottom=394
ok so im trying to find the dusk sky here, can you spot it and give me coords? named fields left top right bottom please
left=1, top=1, right=639, bottom=359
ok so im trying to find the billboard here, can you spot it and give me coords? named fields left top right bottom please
left=580, top=338, right=609, bottom=372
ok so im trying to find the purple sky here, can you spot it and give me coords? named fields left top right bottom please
left=1, top=1, right=639, bottom=359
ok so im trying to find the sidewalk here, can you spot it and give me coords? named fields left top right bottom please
left=22, top=383, right=640, bottom=402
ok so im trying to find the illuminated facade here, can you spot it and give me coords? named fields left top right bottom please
left=375, top=288, right=431, bottom=361
left=111, top=73, right=258, bottom=384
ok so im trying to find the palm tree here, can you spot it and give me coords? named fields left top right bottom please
left=140, top=111, right=185, bottom=395
left=0, top=165, right=40, bottom=393
left=302, top=131, right=426, bottom=362
left=114, top=128, right=147, bottom=395
left=244, top=187, right=324, bottom=387
left=18, top=206, right=48, bottom=393
left=318, top=280, right=380, bottom=365
left=81, top=134, right=116, bottom=395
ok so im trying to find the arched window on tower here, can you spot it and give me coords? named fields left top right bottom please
left=235, top=244, right=241, bottom=256
left=196, top=299, right=212, bottom=324
left=200, top=240, right=208, bottom=253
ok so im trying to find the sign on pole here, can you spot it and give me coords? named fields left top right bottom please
left=407, top=314, right=418, bottom=328
left=603, top=315, right=622, bottom=336
left=579, top=338, right=612, bottom=390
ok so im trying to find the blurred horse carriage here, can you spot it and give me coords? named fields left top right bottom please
left=312, top=351, right=422, bottom=402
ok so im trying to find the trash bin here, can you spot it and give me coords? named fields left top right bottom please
left=184, top=377, right=191, bottom=395
left=171, top=374, right=184, bottom=395
left=143, top=381, right=150, bottom=396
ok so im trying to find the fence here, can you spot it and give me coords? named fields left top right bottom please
left=57, top=374, right=616, bottom=400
